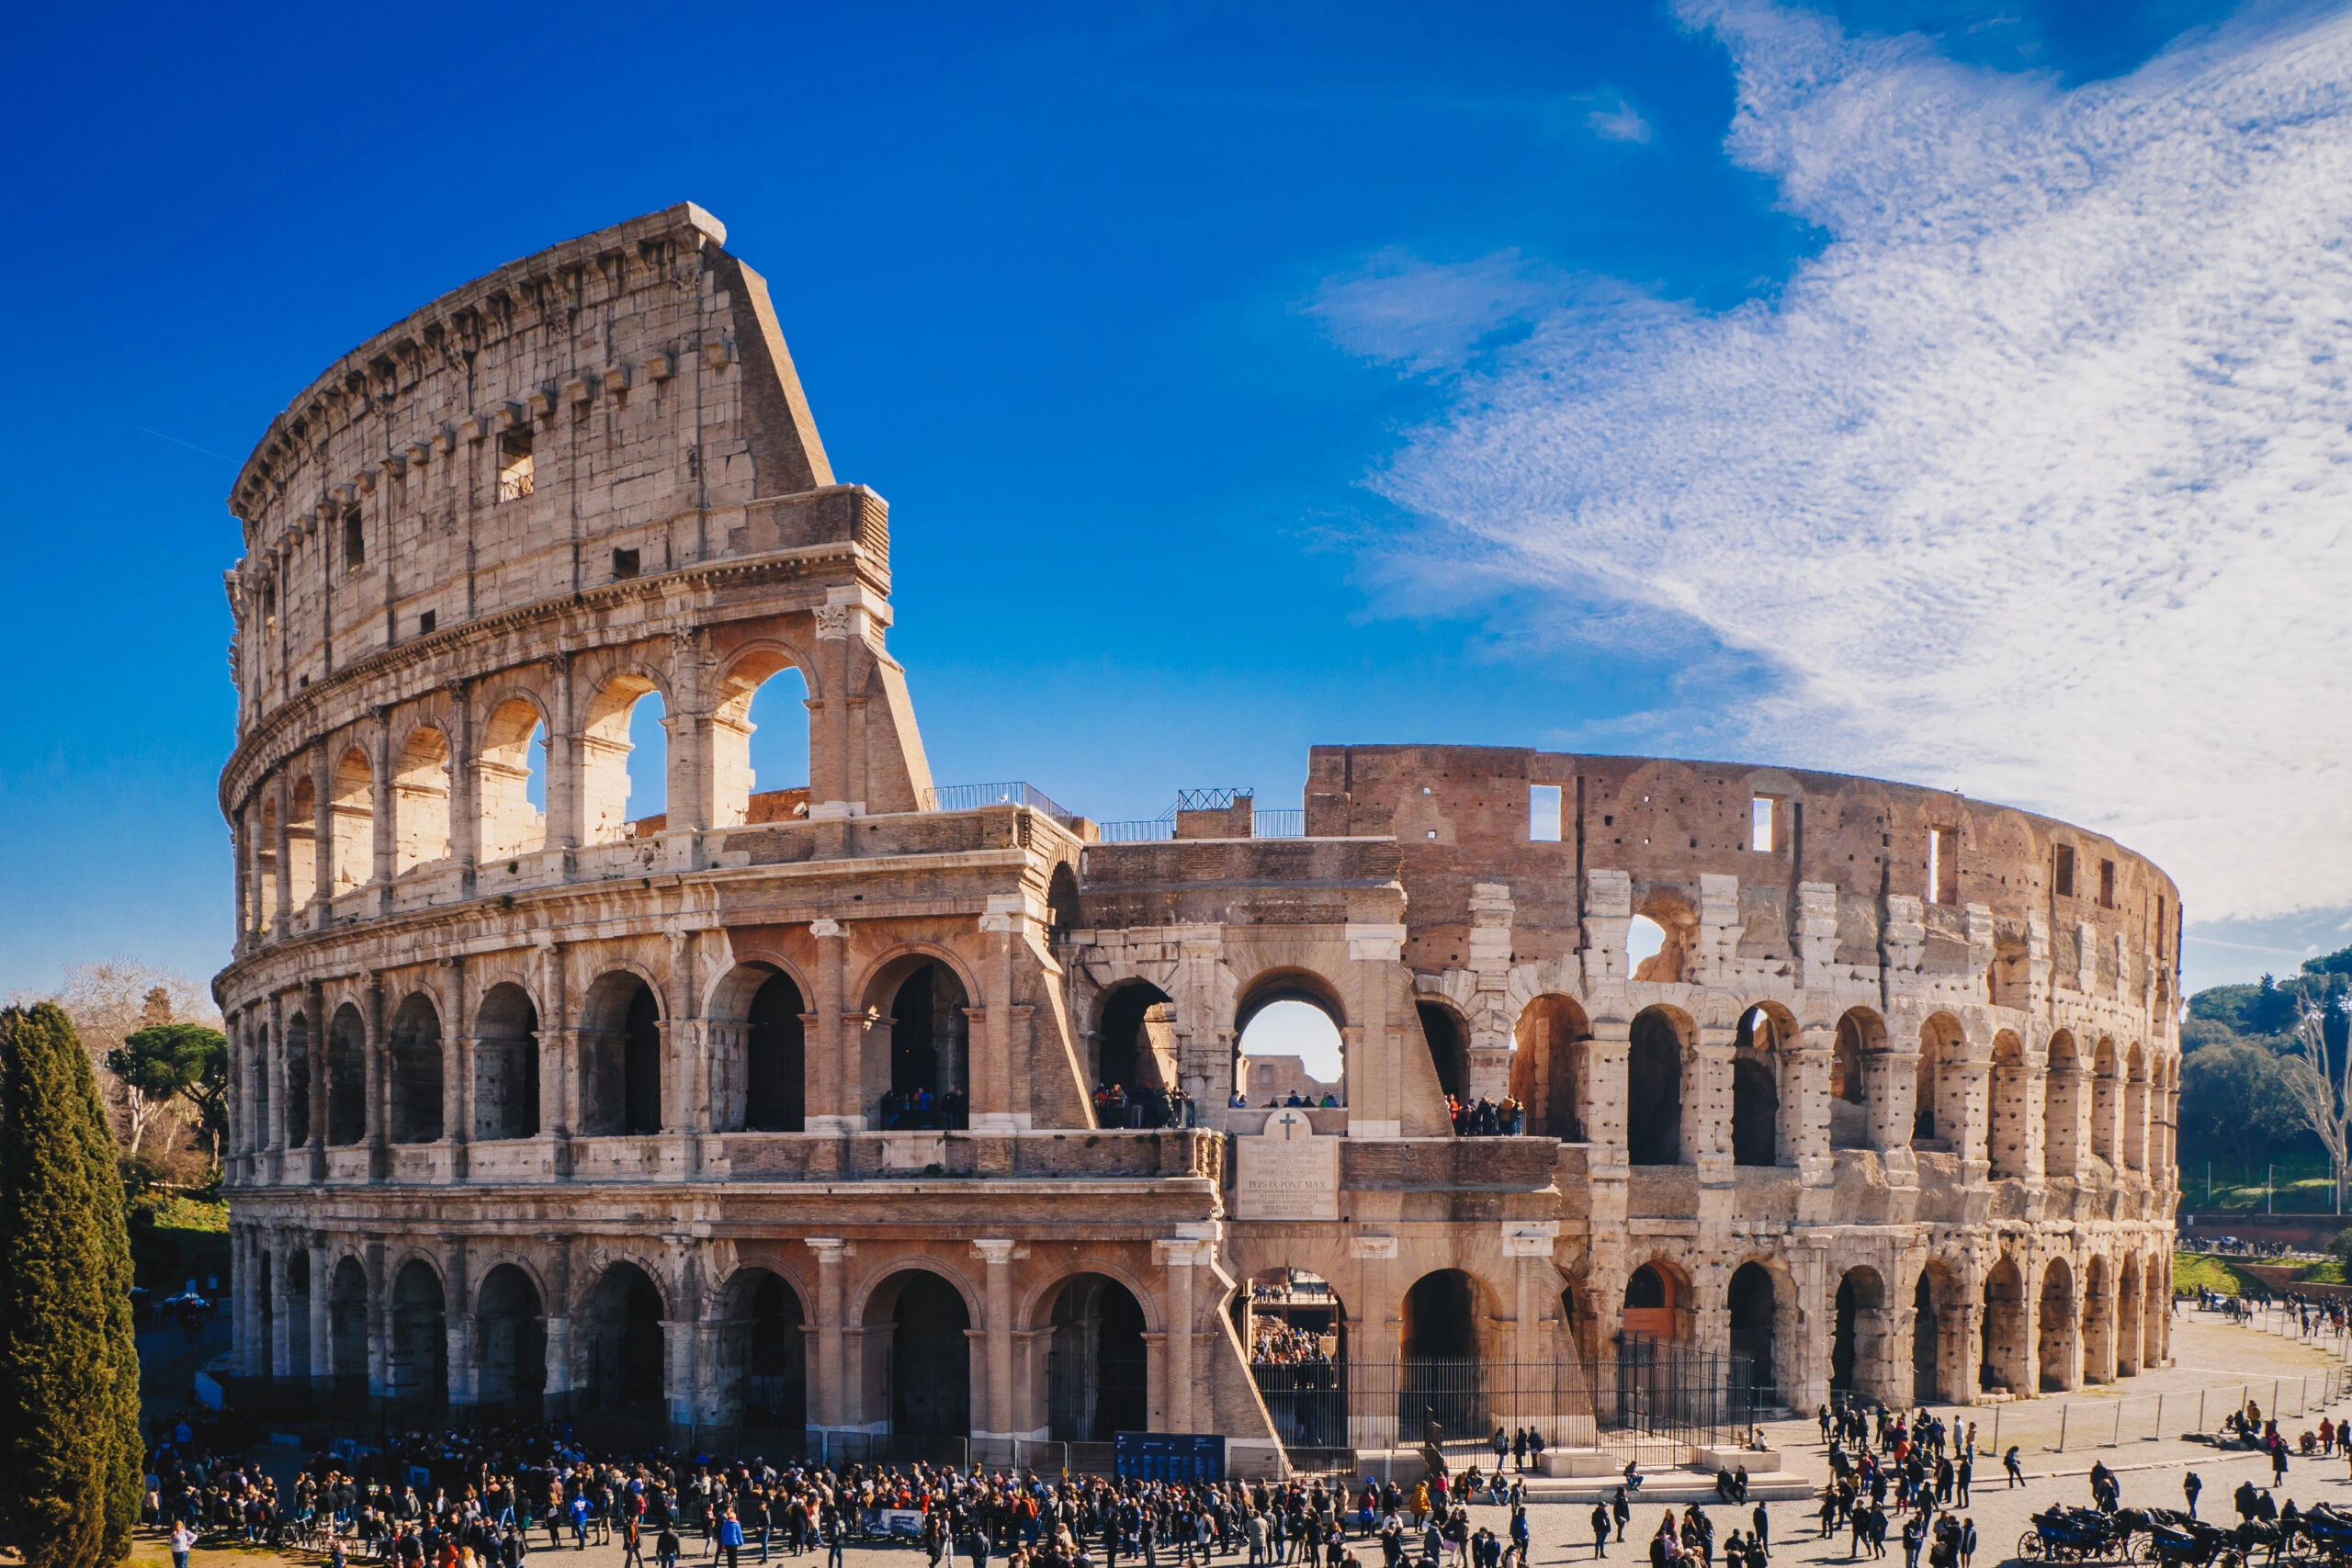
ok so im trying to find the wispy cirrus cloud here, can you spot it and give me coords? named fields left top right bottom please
left=1583, top=95, right=1655, bottom=143
left=1326, top=1, right=2352, bottom=922
left=1303, top=248, right=1567, bottom=375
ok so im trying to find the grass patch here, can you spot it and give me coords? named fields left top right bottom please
left=2301, top=1258, right=2349, bottom=1285
left=2176, top=1252, right=2266, bottom=1297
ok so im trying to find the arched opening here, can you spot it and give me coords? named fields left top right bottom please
left=582, top=1262, right=667, bottom=1419
left=580, top=973, right=663, bottom=1137
left=1510, top=995, right=1588, bottom=1140
left=1047, top=863, right=1081, bottom=938
left=626, top=688, right=668, bottom=829
left=2083, top=1255, right=2113, bottom=1382
left=473, top=983, right=539, bottom=1140
left=1731, top=1007, right=1779, bottom=1167
left=475, top=1264, right=547, bottom=1419
left=1400, top=1269, right=1484, bottom=1439
left=388, top=1260, right=447, bottom=1418
left=1044, top=1274, right=1149, bottom=1441
left=392, top=726, right=452, bottom=874
left=477, top=698, right=548, bottom=862
left=1917, top=1013, right=1964, bottom=1147
left=1094, top=981, right=1174, bottom=1113
left=287, top=776, right=318, bottom=905
left=2124, top=1044, right=2150, bottom=1173
left=325, top=1003, right=367, bottom=1146
left=252, top=1022, right=270, bottom=1139
left=1625, top=1008, right=1686, bottom=1166
left=1418, top=1002, right=1471, bottom=1109
left=1623, top=1261, right=1693, bottom=1344
left=1981, top=1256, right=2029, bottom=1395
left=862, top=1269, right=971, bottom=1439
left=710, top=1269, right=807, bottom=1432
left=746, top=973, right=808, bottom=1133
left=2117, top=1255, right=2143, bottom=1377
left=252, top=796, right=280, bottom=931
left=1913, top=1271, right=1939, bottom=1403
left=283, top=1010, right=311, bottom=1147
left=2038, top=1257, right=2077, bottom=1392
left=1832, top=1268, right=1886, bottom=1396
left=1830, top=1010, right=1879, bottom=1149
left=387, top=993, right=443, bottom=1145
left=2044, top=1031, right=2082, bottom=1176
left=879, top=962, right=970, bottom=1129
left=2091, top=1039, right=2120, bottom=1165
left=331, top=748, right=375, bottom=892
left=580, top=672, right=666, bottom=846
left=1727, top=1263, right=1777, bottom=1404
left=1239, top=1267, right=1345, bottom=1450
left=1989, top=1032, right=2030, bottom=1178
left=712, top=654, right=813, bottom=828
left=285, top=1250, right=311, bottom=1380
left=1629, top=910, right=1683, bottom=982
left=2143, top=1254, right=2166, bottom=1370
left=1237, top=973, right=1347, bottom=1108
left=327, top=1257, right=368, bottom=1395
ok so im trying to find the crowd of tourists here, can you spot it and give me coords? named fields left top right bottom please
left=1442, top=1097, right=1522, bottom=1138
left=1091, top=1083, right=1199, bottom=1130
left=1247, top=1323, right=1332, bottom=1368
left=1235, top=1090, right=1341, bottom=1111
left=1809, top=1400, right=1979, bottom=1568
left=876, top=1087, right=971, bottom=1132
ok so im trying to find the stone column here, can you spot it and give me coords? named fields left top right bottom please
left=1155, top=1237, right=1201, bottom=1433
left=367, top=972, right=390, bottom=1181
left=365, top=1240, right=390, bottom=1404
left=309, top=1235, right=334, bottom=1395
left=542, top=1236, right=574, bottom=1416
left=1866, top=1050, right=1917, bottom=1152
left=545, top=652, right=580, bottom=855
left=808, top=921, right=856, bottom=1132
left=1691, top=1024, right=1735, bottom=1168
left=1956, top=1046, right=1993, bottom=1177
left=266, top=992, right=287, bottom=1172
left=273, top=777, right=295, bottom=942
left=306, top=980, right=328, bottom=1183
left=1789, top=1029, right=1832, bottom=1173
left=311, top=746, right=334, bottom=922
left=445, top=1235, right=473, bottom=1411
left=371, top=707, right=396, bottom=909
left=975, top=1238, right=1018, bottom=1437
left=1583, top=1018, right=1632, bottom=1165
left=447, top=956, right=471, bottom=1182
left=808, top=1238, right=852, bottom=1428
left=231, top=1229, right=256, bottom=1378
left=446, top=679, right=480, bottom=889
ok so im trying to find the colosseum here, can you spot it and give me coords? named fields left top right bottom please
left=214, top=204, right=2182, bottom=1474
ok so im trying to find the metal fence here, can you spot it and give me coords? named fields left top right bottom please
left=1252, top=1343, right=1757, bottom=1471
left=919, top=781, right=1078, bottom=829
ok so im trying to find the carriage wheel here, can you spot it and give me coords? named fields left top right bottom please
left=2021, top=1534, right=2046, bottom=1560
left=2137, top=1538, right=2163, bottom=1565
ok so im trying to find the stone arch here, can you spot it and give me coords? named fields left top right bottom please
left=2116, top=1253, right=2144, bottom=1377
left=1236, top=966, right=1350, bottom=1108
left=1731, top=1004, right=1789, bottom=1168
left=858, top=1262, right=976, bottom=1438
left=712, top=1266, right=808, bottom=1430
left=391, top=723, right=452, bottom=874
left=1989, top=1031, right=2031, bottom=1179
left=707, top=960, right=808, bottom=1134
left=2045, top=1030, right=2083, bottom=1176
left=858, top=948, right=977, bottom=1129
left=2092, top=1037, right=2121, bottom=1164
left=709, top=639, right=822, bottom=828
left=1035, top=1270, right=1152, bottom=1441
left=473, top=981, right=540, bottom=1141
left=326, top=1254, right=368, bottom=1392
left=388, top=1257, right=448, bottom=1416
left=1832, top=1265, right=1888, bottom=1397
left=283, top=1007, right=312, bottom=1147
left=2124, top=1042, right=2150, bottom=1173
left=329, top=746, right=376, bottom=892
left=475, top=1262, right=547, bottom=1418
left=252, top=792, right=281, bottom=931
left=288, top=773, right=318, bottom=901
left=579, top=969, right=664, bottom=1136
left=1399, top=1267, right=1502, bottom=1440
left=1510, top=994, right=1589, bottom=1141
left=2143, top=1249, right=2167, bottom=1369
left=1626, top=1005, right=1692, bottom=1167
left=1047, top=862, right=1082, bottom=938
left=579, top=664, right=672, bottom=846
left=1622, top=1255, right=1696, bottom=1345
left=2038, top=1254, right=2078, bottom=1392
left=1093, top=978, right=1175, bottom=1106
left=2083, top=1252, right=2114, bottom=1382
left=1726, top=1256, right=1796, bottom=1406
left=386, top=991, right=444, bottom=1144
left=325, top=1002, right=368, bottom=1146
left=1982, top=1253, right=2030, bottom=1396
left=1916, top=1011, right=1966, bottom=1147
left=1631, top=888, right=1698, bottom=983
left=1417, top=998, right=1472, bottom=1108
left=1830, top=1008, right=1884, bottom=1150
left=476, top=694, right=548, bottom=862
left=579, top=1259, right=669, bottom=1418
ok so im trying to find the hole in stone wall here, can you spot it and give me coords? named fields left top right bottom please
left=497, top=427, right=534, bottom=502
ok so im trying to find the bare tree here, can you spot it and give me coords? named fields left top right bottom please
left=2275, top=994, right=2352, bottom=1211
left=9, top=958, right=220, bottom=1158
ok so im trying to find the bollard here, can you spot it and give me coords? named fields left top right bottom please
left=2056, top=1404, right=2070, bottom=1453
left=2110, top=1404, right=2122, bottom=1448
left=2152, top=1393, right=2165, bottom=1442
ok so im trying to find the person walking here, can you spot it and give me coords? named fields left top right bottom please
left=1591, top=1505, right=1611, bottom=1560
left=171, top=1519, right=198, bottom=1568
left=2002, top=1449, right=2023, bottom=1490
left=2183, top=1473, right=2202, bottom=1521
left=720, top=1510, right=745, bottom=1568
left=1613, top=1490, right=1631, bottom=1543
left=1751, top=1504, right=1769, bottom=1557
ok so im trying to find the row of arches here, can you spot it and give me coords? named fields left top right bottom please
left=242, top=652, right=812, bottom=934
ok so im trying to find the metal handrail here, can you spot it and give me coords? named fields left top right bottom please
left=917, top=781, right=1078, bottom=829
left=1251, top=810, right=1305, bottom=839
left=1093, top=818, right=1175, bottom=843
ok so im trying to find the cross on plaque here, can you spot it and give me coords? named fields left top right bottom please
left=1267, top=1108, right=1313, bottom=1141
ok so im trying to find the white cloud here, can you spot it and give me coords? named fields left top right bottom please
left=1585, top=96, right=1655, bottom=143
left=1305, top=248, right=1566, bottom=375
left=1356, top=1, right=2352, bottom=922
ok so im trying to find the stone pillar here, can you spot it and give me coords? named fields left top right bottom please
left=231, top=1229, right=255, bottom=1378
left=1691, top=1025, right=1735, bottom=1168
left=1583, top=1019, right=1631, bottom=1165
left=447, top=679, right=480, bottom=887
left=445, top=1235, right=473, bottom=1411
left=1464, top=883, right=1516, bottom=1101
left=365, top=1240, right=390, bottom=1404
left=1156, top=1237, right=1201, bottom=1433
left=371, top=708, right=396, bottom=908
left=367, top=971, right=390, bottom=1181
left=272, top=778, right=295, bottom=942
left=447, top=957, right=470, bottom=1182
left=266, top=992, right=287, bottom=1170
left=306, top=980, right=329, bottom=1183
left=808, top=921, right=856, bottom=1132
left=1790, top=1030, right=1832, bottom=1172
left=545, top=652, right=580, bottom=854
left=309, top=1236, right=334, bottom=1395
left=1866, top=1050, right=1916, bottom=1152
left=1956, top=1048, right=1993, bottom=1176
left=808, top=1238, right=852, bottom=1428
left=542, top=1236, right=573, bottom=1416
left=974, top=897, right=1030, bottom=1132
left=311, top=746, right=335, bottom=923
left=976, top=1238, right=1018, bottom=1437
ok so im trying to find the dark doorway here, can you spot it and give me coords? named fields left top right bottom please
left=327, top=1005, right=368, bottom=1146
left=1046, top=1274, right=1148, bottom=1441
left=1419, top=1003, right=1470, bottom=1105
left=888, top=1272, right=971, bottom=1438
left=1913, top=1272, right=1939, bottom=1403
left=1400, top=1269, right=1481, bottom=1440
left=476, top=1265, right=547, bottom=1419
left=623, top=986, right=662, bottom=1135
left=584, top=1264, right=666, bottom=1417
left=743, top=1272, right=807, bottom=1430
left=1096, top=983, right=1170, bottom=1097
left=745, top=974, right=806, bottom=1132
left=1626, top=1010, right=1683, bottom=1166
left=474, top=984, right=539, bottom=1140
left=1729, top=1263, right=1776, bottom=1405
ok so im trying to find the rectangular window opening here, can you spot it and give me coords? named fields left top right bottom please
left=2100, top=858, right=2116, bottom=909
left=342, top=510, right=365, bottom=570
left=417, top=610, right=436, bottom=636
left=1930, top=826, right=1957, bottom=905
left=612, top=547, right=640, bottom=580
left=1529, top=784, right=1563, bottom=842
left=2157, top=896, right=2167, bottom=955
left=2054, top=844, right=2075, bottom=897
left=1750, top=796, right=1775, bottom=852
left=497, top=426, right=535, bottom=502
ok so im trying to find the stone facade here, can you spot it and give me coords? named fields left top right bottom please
left=215, top=207, right=2181, bottom=1467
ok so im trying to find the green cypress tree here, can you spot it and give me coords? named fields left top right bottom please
left=0, top=1003, right=143, bottom=1567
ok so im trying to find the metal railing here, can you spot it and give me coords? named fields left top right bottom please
left=1094, top=816, right=1176, bottom=842
left=919, top=781, right=1078, bottom=829
left=1251, top=810, right=1306, bottom=838
left=1093, top=806, right=1306, bottom=841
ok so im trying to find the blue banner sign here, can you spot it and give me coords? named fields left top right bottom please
left=1113, top=1432, right=1226, bottom=1483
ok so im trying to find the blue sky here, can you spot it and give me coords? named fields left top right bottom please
left=3, top=0, right=2347, bottom=1002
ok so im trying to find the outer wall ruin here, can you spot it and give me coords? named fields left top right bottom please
left=214, top=206, right=2181, bottom=1470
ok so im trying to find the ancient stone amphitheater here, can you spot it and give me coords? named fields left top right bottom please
left=216, top=205, right=2180, bottom=1472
